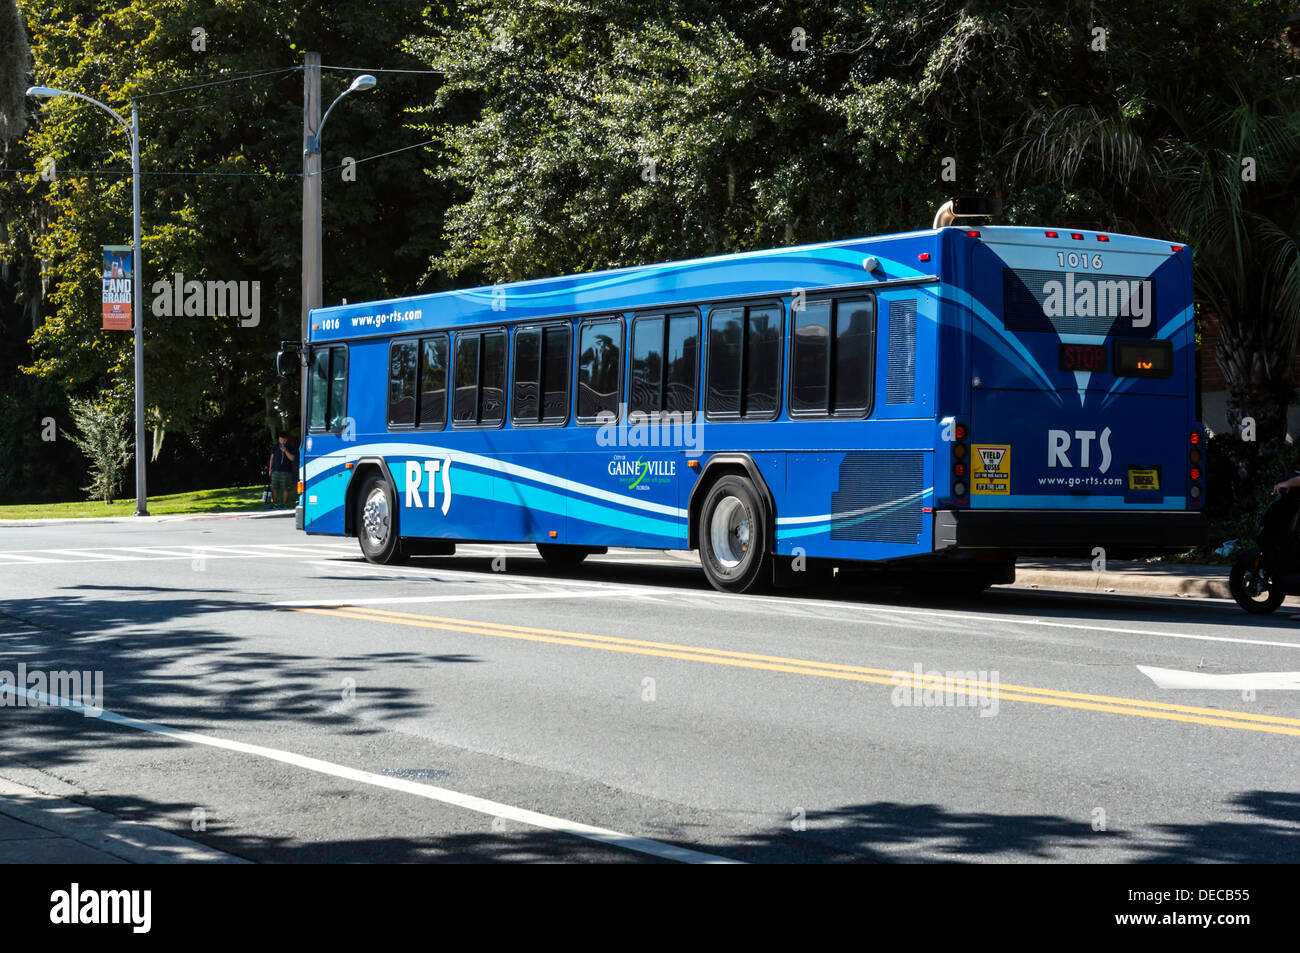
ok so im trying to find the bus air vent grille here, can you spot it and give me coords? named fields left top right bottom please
left=886, top=299, right=917, bottom=404
left=830, top=451, right=923, bottom=543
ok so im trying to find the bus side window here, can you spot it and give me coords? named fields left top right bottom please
left=513, top=328, right=541, bottom=422
left=578, top=318, right=622, bottom=422
left=744, top=306, right=781, bottom=417
left=633, top=312, right=699, bottom=418
left=418, top=334, right=448, bottom=428
left=790, top=299, right=832, bottom=414
left=666, top=313, right=698, bottom=416
left=707, top=304, right=780, bottom=420
left=541, top=326, right=570, bottom=422
left=789, top=296, right=873, bottom=418
left=309, top=349, right=330, bottom=431
left=328, top=347, right=348, bottom=431
left=834, top=297, right=874, bottom=415
left=480, top=331, right=506, bottom=425
left=631, top=316, right=664, bottom=416
left=707, top=309, right=743, bottom=416
left=388, top=340, right=417, bottom=427
left=453, top=334, right=480, bottom=424
left=453, top=330, right=505, bottom=427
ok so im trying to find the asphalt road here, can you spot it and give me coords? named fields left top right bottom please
left=1, top=513, right=1297, bottom=863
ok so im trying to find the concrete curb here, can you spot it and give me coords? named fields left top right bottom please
left=0, top=778, right=247, bottom=864
left=1013, top=567, right=1230, bottom=599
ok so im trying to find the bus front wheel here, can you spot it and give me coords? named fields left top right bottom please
left=356, top=473, right=408, bottom=565
left=698, top=474, right=770, bottom=593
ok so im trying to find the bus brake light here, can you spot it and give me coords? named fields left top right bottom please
left=1070, top=233, right=1084, bottom=240
left=1096, top=235, right=1109, bottom=241
left=1044, top=231, right=1058, bottom=238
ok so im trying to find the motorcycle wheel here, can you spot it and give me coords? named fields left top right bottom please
left=1229, top=550, right=1286, bottom=615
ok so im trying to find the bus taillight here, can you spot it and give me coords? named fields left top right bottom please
left=952, top=424, right=969, bottom=501
left=1189, top=429, right=1205, bottom=506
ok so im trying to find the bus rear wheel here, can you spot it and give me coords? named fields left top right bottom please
left=356, top=473, right=408, bottom=565
left=698, top=474, right=770, bottom=593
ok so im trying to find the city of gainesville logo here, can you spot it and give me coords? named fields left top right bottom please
left=607, top=454, right=676, bottom=490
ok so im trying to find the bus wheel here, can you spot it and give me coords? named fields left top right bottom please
left=357, top=473, right=407, bottom=565
left=537, top=544, right=589, bottom=572
left=698, top=474, right=770, bottom=593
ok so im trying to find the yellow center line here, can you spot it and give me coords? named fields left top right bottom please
left=290, top=606, right=1300, bottom=738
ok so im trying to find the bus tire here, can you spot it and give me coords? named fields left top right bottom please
left=356, top=472, right=408, bottom=565
left=698, top=474, right=770, bottom=593
left=537, top=544, right=589, bottom=572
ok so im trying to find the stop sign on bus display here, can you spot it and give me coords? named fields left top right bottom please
left=1058, top=343, right=1107, bottom=373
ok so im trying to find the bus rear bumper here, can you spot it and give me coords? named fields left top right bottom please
left=933, top=509, right=1207, bottom=555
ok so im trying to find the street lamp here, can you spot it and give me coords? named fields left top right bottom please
left=27, top=85, right=149, bottom=516
left=298, top=65, right=376, bottom=516
left=304, top=74, right=376, bottom=157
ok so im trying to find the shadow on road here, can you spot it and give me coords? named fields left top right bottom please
left=40, top=785, right=1300, bottom=863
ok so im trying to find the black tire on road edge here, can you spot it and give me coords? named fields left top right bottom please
left=1229, top=550, right=1285, bottom=615
left=356, top=472, right=408, bottom=565
left=697, top=473, right=771, bottom=593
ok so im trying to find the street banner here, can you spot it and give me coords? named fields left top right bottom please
left=102, top=245, right=132, bottom=330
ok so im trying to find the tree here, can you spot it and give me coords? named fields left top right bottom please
left=65, top=396, right=130, bottom=502
left=0, top=0, right=29, bottom=144
left=1, top=0, right=452, bottom=500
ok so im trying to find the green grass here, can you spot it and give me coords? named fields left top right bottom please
left=0, top=485, right=275, bottom=520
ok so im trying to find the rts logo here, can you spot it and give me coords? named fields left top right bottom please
left=1047, top=427, right=1113, bottom=473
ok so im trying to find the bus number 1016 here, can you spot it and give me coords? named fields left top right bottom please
left=1058, top=252, right=1104, bottom=270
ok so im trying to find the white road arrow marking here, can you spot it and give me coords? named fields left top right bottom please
left=1137, top=665, right=1300, bottom=690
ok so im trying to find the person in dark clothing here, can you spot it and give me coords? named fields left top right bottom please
left=268, top=433, right=297, bottom=508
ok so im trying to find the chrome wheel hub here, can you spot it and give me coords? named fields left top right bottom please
left=362, top=488, right=390, bottom=546
left=710, top=496, right=751, bottom=570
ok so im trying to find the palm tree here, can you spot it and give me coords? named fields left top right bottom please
left=1008, top=80, right=1300, bottom=490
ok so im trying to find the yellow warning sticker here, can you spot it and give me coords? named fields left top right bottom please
left=971, top=444, right=1011, bottom=495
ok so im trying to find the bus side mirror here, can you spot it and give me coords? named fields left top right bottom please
left=275, top=345, right=300, bottom=378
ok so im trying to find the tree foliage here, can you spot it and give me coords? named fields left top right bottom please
left=65, top=395, right=129, bottom=502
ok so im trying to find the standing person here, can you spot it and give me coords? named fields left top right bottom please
left=268, top=433, right=297, bottom=509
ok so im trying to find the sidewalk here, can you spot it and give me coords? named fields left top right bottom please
left=0, top=778, right=245, bottom=864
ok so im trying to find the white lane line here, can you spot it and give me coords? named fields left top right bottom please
left=0, top=547, right=345, bottom=566
left=305, top=560, right=619, bottom=587
left=300, top=558, right=1300, bottom=650
left=651, top=587, right=1300, bottom=651
left=41, top=549, right=131, bottom=560
left=274, top=587, right=647, bottom=607
left=111, top=547, right=208, bottom=557
left=0, top=683, right=737, bottom=865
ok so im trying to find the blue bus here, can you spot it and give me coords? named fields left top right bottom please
left=291, top=208, right=1206, bottom=593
